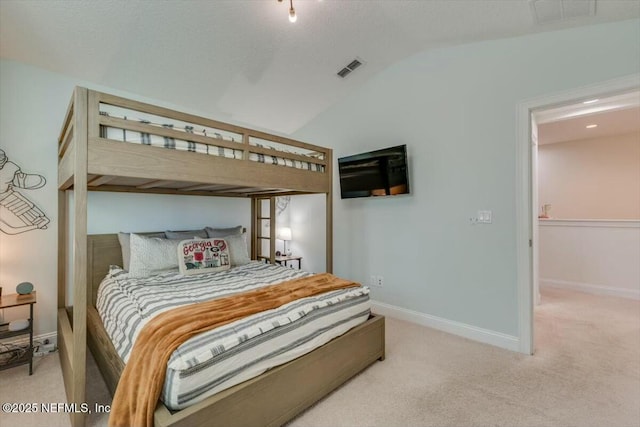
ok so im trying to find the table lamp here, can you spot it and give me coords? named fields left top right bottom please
left=277, top=227, right=292, bottom=256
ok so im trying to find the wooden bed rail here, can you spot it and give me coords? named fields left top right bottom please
left=98, top=115, right=327, bottom=166
left=58, top=86, right=88, bottom=427
left=94, top=91, right=329, bottom=162
left=60, top=88, right=334, bottom=197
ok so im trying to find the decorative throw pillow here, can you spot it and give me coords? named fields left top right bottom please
left=205, top=225, right=243, bottom=238
left=223, top=233, right=251, bottom=266
left=128, top=233, right=180, bottom=278
left=177, top=238, right=231, bottom=275
left=165, top=229, right=208, bottom=240
left=118, top=231, right=167, bottom=271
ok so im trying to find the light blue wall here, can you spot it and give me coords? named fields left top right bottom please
left=289, top=194, right=326, bottom=274
left=293, top=19, right=640, bottom=337
left=2, top=19, right=638, bottom=340
left=0, top=59, right=250, bottom=335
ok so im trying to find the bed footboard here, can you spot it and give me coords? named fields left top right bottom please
left=86, top=308, right=385, bottom=427
left=154, top=314, right=384, bottom=427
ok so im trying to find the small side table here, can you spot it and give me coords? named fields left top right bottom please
left=275, top=255, right=302, bottom=270
left=0, top=292, right=36, bottom=375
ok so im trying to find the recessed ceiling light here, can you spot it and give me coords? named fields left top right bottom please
left=583, top=99, right=599, bottom=104
left=586, top=124, right=598, bottom=129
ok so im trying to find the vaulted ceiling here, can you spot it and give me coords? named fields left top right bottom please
left=1, top=0, right=638, bottom=134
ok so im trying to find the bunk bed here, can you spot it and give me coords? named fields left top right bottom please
left=57, top=87, right=385, bottom=427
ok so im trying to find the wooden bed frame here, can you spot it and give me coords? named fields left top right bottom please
left=58, top=87, right=384, bottom=427
left=86, top=234, right=385, bottom=427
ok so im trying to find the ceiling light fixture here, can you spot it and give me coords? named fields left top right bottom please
left=586, top=124, right=598, bottom=129
left=278, top=0, right=297, bottom=23
left=583, top=99, right=599, bottom=104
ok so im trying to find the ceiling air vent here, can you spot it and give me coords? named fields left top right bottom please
left=347, top=59, right=362, bottom=70
left=337, top=68, right=352, bottom=78
left=530, top=0, right=596, bottom=24
left=337, top=58, right=364, bottom=79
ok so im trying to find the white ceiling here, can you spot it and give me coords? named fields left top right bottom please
left=1, top=0, right=639, bottom=134
left=537, top=90, right=640, bottom=144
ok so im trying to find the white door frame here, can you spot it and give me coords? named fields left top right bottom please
left=515, top=74, right=640, bottom=355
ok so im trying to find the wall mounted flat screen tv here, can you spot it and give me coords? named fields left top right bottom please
left=338, top=144, right=410, bottom=199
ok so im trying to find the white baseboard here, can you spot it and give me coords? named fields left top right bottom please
left=370, top=300, right=520, bottom=352
left=540, top=278, right=640, bottom=300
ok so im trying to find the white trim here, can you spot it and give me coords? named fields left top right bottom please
left=540, top=279, right=640, bottom=300
left=370, top=300, right=520, bottom=352
left=539, top=219, right=640, bottom=228
left=516, top=93, right=534, bottom=355
left=516, top=73, right=640, bottom=356
left=535, top=90, right=640, bottom=124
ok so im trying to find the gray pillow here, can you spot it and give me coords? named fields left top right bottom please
left=118, top=231, right=166, bottom=271
left=128, top=234, right=180, bottom=278
left=224, top=233, right=251, bottom=266
left=205, top=225, right=243, bottom=238
left=165, top=229, right=208, bottom=240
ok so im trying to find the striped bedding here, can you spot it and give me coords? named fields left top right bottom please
left=98, top=107, right=324, bottom=172
left=96, top=261, right=370, bottom=410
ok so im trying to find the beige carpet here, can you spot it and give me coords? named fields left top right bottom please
left=1, top=288, right=638, bottom=427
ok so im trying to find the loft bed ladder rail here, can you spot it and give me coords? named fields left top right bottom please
left=252, top=196, right=277, bottom=264
left=251, top=188, right=333, bottom=274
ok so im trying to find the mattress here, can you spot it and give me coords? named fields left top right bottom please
left=96, top=261, right=370, bottom=410
left=98, top=105, right=325, bottom=172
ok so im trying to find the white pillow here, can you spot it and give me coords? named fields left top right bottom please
left=128, top=233, right=181, bottom=278
left=224, top=233, right=250, bottom=266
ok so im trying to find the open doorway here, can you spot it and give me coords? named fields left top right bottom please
left=515, top=74, right=640, bottom=355
left=532, top=89, right=640, bottom=354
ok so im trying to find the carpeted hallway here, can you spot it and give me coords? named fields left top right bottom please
left=1, top=288, right=638, bottom=427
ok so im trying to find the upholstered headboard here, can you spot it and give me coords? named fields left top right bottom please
left=87, top=234, right=122, bottom=307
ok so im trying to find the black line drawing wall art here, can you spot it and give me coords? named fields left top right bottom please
left=276, top=196, right=291, bottom=217
left=0, top=149, right=50, bottom=235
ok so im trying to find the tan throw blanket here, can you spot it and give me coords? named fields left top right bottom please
left=108, top=273, right=360, bottom=427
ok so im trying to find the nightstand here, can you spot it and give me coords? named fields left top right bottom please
left=275, top=255, right=302, bottom=270
left=0, top=292, right=36, bottom=375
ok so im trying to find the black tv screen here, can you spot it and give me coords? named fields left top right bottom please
left=338, top=144, right=410, bottom=199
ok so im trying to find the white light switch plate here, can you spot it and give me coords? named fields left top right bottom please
left=477, top=210, right=493, bottom=223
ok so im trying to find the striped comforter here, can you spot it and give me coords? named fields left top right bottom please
left=96, top=262, right=370, bottom=409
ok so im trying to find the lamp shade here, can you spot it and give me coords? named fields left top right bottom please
left=277, top=227, right=292, bottom=241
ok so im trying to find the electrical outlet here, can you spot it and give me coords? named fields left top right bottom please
left=370, top=275, right=384, bottom=287
left=33, top=343, right=56, bottom=357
